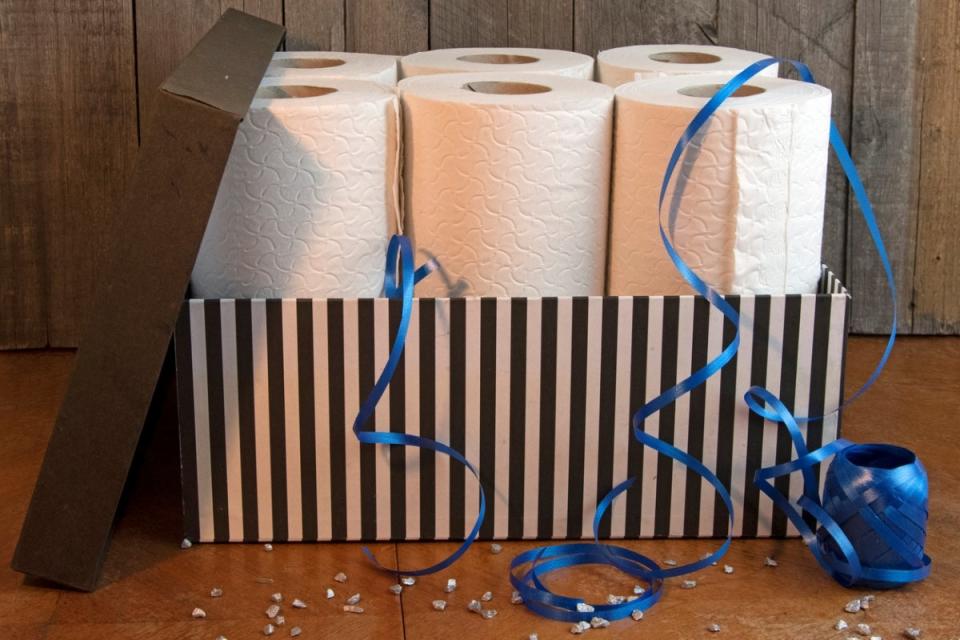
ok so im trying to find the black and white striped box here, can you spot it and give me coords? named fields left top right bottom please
left=175, top=268, right=849, bottom=543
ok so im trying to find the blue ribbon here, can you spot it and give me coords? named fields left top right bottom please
left=352, top=235, right=487, bottom=577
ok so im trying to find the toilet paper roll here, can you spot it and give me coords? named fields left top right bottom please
left=597, top=44, right=778, bottom=87
left=192, top=78, right=399, bottom=299
left=400, top=47, right=594, bottom=80
left=608, top=75, right=831, bottom=296
left=265, top=51, right=398, bottom=85
left=400, top=72, right=613, bottom=297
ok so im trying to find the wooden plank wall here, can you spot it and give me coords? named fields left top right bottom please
left=0, top=0, right=955, bottom=348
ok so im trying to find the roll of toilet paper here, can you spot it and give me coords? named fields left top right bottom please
left=399, top=72, right=613, bottom=297
left=597, top=44, right=778, bottom=87
left=192, top=78, right=399, bottom=299
left=607, top=75, right=831, bottom=296
left=400, top=47, right=594, bottom=80
left=265, top=51, right=399, bottom=86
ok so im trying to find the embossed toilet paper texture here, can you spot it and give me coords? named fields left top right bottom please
left=192, top=79, right=398, bottom=298
left=265, top=51, right=398, bottom=86
left=608, top=75, right=831, bottom=296
left=400, top=72, right=614, bottom=297
left=597, top=45, right=778, bottom=87
left=400, top=48, right=594, bottom=79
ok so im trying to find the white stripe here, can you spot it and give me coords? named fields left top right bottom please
left=757, top=296, right=785, bottom=536
left=373, top=299, right=392, bottom=540
left=219, top=300, right=244, bottom=541
left=788, top=294, right=817, bottom=536
left=494, top=298, right=512, bottom=538
left=522, top=298, right=542, bottom=539
left=313, top=300, right=332, bottom=541
left=609, top=297, right=634, bottom=537
left=282, top=300, right=303, bottom=541
left=669, top=296, right=694, bottom=537
left=405, top=300, right=421, bottom=540
left=581, top=297, right=603, bottom=538
left=730, top=296, right=755, bottom=537
left=552, top=298, right=573, bottom=538
left=251, top=300, right=273, bottom=541
left=640, top=297, right=663, bottom=537
left=699, top=302, right=726, bottom=536
left=464, top=299, right=481, bottom=535
left=434, top=299, right=451, bottom=540
left=342, top=300, right=362, bottom=540
left=189, top=301, right=214, bottom=542
left=820, top=296, right=846, bottom=494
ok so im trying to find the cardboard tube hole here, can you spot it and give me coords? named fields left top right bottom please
left=677, top=83, right=766, bottom=98
left=256, top=85, right=338, bottom=99
left=272, top=57, right=347, bottom=69
left=463, top=80, right=552, bottom=95
left=649, top=51, right=723, bottom=64
left=457, top=53, right=540, bottom=65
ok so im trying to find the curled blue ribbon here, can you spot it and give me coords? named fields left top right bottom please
left=352, top=235, right=487, bottom=576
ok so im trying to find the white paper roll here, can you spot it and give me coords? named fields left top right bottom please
left=192, top=78, right=399, bottom=298
left=400, top=72, right=613, bottom=297
left=400, top=48, right=594, bottom=80
left=608, top=75, right=831, bottom=296
left=597, top=44, right=778, bottom=87
left=265, top=51, right=398, bottom=86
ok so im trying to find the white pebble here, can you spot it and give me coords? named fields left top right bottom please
left=570, top=621, right=591, bottom=635
left=482, top=609, right=498, bottom=620
left=576, top=602, right=594, bottom=613
left=271, top=593, right=282, bottom=603
left=631, top=610, right=644, bottom=621
left=215, top=636, right=227, bottom=640
left=180, top=538, right=192, bottom=549
left=263, top=543, right=273, bottom=551
left=389, top=584, right=403, bottom=595
left=481, top=591, right=493, bottom=602
left=857, top=623, right=872, bottom=635
left=607, top=594, right=626, bottom=605
left=467, top=599, right=483, bottom=614
left=764, top=556, right=778, bottom=567
left=708, top=623, right=721, bottom=633
left=511, top=590, right=524, bottom=604
left=345, top=594, right=361, bottom=606
left=292, top=598, right=307, bottom=609
left=191, top=607, right=206, bottom=619
left=444, top=578, right=457, bottom=593
left=723, top=565, right=734, bottom=574
left=681, top=579, right=697, bottom=589
left=529, top=635, right=539, bottom=640
left=343, top=605, right=364, bottom=613
left=491, top=543, right=503, bottom=554
left=861, top=594, right=876, bottom=610
left=401, top=576, right=416, bottom=586
left=590, top=617, right=610, bottom=629
left=275, top=615, right=285, bottom=626
left=664, top=559, right=678, bottom=566
left=263, top=623, right=275, bottom=636
left=432, top=599, right=448, bottom=611
left=210, top=587, right=223, bottom=598
left=290, top=627, right=302, bottom=637
left=334, top=572, right=347, bottom=583
left=325, top=588, right=335, bottom=599
left=633, top=585, right=646, bottom=595
left=266, top=604, right=280, bottom=619
left=903, top=628, right=922, bottom=639
left=844, top=599, right=863, bottom=614
left=836, top=619, right=849, bottom=631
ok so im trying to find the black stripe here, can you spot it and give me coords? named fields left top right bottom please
left=175, top=304, right=200, bottom=542
left=326, top=300, right=347, bottom=541
left=772, top=295, right=802, bottom=536
left=653, top=297, right=680, bottom=538
left=741, top=296, right=771, bottom=537
left=803, top=295, right=833, bottom=529
left=479, top=298, right=498, bottom=539
left=357, top=299, right=377, bottom=541
left=265, top=300, right=288, bottom=541
left=388, top=298, right=407, bottom=540
left=234, top=299, right=259, bottom=541
left=508, top=298, right=528, bottom=539
left=682, top=297, right=711, bottom=536
left=713, top=296, right=740, bottom=538
left=297, top=300, right=318, bottom=541
left=419, top=299, right=437, bottom=540
left=537, top=298, right=558, bottom=539
left=566, top=298, right=590, bottom=538
left=448, top=299, right=467, bottom=539
left=204, top=300, right=230, bottom=541
left=595, top=297, right=619, bottom=539
left=624, top=297, right=648, bottom=538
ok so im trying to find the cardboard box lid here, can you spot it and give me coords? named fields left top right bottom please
left=11, top=10, right=285, bottom=591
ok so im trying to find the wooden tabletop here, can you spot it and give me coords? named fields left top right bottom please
left=1, top=337, right=956, bottom=639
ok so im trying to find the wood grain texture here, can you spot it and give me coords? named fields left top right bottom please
left=574, top=0, right=715, bottom=55
left=430, top=0, right=510, bottom=47
left=913, top=0, right=960, bottom=334
left=284, top=0, right=346, bottom=51
left=346, top=0, right=428, bottom=54
left=848, top=0, right=920, bottom=334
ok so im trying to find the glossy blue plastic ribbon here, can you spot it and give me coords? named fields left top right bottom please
left=352, top=235, right=487, bottom=577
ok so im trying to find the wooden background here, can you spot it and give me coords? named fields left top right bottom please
left=1, top=0, right=957, bottom=348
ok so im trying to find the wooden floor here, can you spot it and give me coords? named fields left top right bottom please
left=1, top=337, right=957, bottom=639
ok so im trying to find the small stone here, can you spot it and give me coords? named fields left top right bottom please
left=490, top=543, right=503, bottom=554
left=210, top=587, right=223, bottom=598
left=633, top=585, right=646, bottom=595
left=271, top=593, right=282, bottom=603
left=264, top=543, right=273, bottom=551
left=764, top=556, right=778, bottom=567
left=432, top=599, right=448, bottom=611
left=607, top=594, right=626, bottom=605
left=481, top=591, right=493, bottom=602
left=482, top=609, right=498, bottom=620
left=215, top=636, right=227, bottom=640
left=345, top=594, right=361, bottom=606
left=576, top=602, right=595, bottom=613
left=511, top=591, right=524, bottom=604
left=266, top=604, right=280, bottom=619
left=529, top=635, right=539, bottom=640
left=570, top=621, right=591, bottom=635
left=903, top=628, right=922, bottom=639
left=708, top=623, right=721, bottom=633
left=860, top=594, right=876, bottom=610
left=343, top=605, right=364, bottom=614
left=664, top=559, right=678, bottom=566
left=681, top=579, right=697, bottom=589
left=626, top=595, right=639, bottom=602
left=444, top=578, right=457, bottom=593
left=400, top=576, right=416, bottom=586
left=275, top=615, right=285, bottom=626
left=631, top=610, right=644, bottom=621
left=856, top=623, right=872, bottom=636
left=836, top=619, right=849, bottom=631
left=844, top=599, right=863, bottom=613
left=263, top=623, right=275, bottom=636
left=180, top=538, right=193, bottom=549
left=325, top=588, right=335, bottom=599
left=590, top=617, right=610, bottom=629
left=292, top=598, right=307, bottom=609
left=467, top=599, right=483, bottom=614
left=723, top=565, right=734, bottom=574
left=191, top=607, right=206, bottom=619
left=256, top=577, right=275, bottom=585
left=290, top=627, right=302, bottom=637
left=334, top=572, right=348, bottom=583
left=389, top=584, right=403, bottom=595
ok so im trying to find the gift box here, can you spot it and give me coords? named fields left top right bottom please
left=175, top=267, right=848, bottom=543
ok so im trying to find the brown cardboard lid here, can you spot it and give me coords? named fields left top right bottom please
left=11, top=9, right=285, bottom=591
